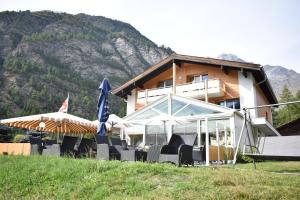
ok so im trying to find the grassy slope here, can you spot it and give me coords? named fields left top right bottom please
left=0, top=156, right=299, bottom=200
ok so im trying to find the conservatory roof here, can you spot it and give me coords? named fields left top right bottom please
left=124, top=94, right=234, bottom=123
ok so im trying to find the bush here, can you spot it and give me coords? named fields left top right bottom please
left=236, top=151, right=253, bottom=163
left=13, top=134, right=26, bottom=143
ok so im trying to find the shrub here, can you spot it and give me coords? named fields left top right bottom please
left=236, top=151, right=253, bottom=163
left=13, top=134, right=26, bottom=142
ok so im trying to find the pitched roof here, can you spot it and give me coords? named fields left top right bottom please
left=112, top=53, right=277, bottom=104
left=123, top=93, right=234, bottom=121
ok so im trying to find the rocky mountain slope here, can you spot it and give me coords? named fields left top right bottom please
left=0, top=11, right=172, bottom=119
left=217, top=54, right=300, bottom=98
left=263, top=65, right=300, bottom=97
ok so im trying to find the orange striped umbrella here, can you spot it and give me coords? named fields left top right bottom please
left=0, top=112, right=97, bottom=135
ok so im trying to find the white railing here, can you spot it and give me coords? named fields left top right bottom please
left=137, top=79, right=225, bottom=105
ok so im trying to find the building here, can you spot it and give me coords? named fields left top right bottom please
left=277, top=118, right=300, bottom=136
left=112, top=54, right=280, bottom=163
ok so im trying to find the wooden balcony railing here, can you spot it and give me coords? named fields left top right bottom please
left=137, top=79, right=225, bottom=105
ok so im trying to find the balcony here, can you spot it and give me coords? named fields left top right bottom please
left=137, top=79, right=225, bottom=105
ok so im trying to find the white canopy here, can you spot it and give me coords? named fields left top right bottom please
left=93, top=114, right=129, bottom=129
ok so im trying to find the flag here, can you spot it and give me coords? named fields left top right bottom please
left=58, top=93, right=69, bottom=113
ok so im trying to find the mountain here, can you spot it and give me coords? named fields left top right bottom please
left=217, top=53, right=245, bottom=62
left=0, top=11, right=173, bottom=119
left=263, top=65, right=300, bottom=97
left=217, top=54, right=300, bottom=98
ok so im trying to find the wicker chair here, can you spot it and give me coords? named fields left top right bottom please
left=42, top=136, right=78, bottom=157
left=95, top=136, right=127, bottom=160
left=192, top=145, right=206, bottom=164
left=146, top=145, right=161, bottom=163
left=159, top=134, right=197, bottom=166
left=60, top=136, right=79, bottom=157
left=29, top=136, right=43, bottom=155
left=75, top=138, right=94, bottom=158
left=42, top=144, right=60, bottom=156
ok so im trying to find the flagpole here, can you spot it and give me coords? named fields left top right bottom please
left=67, top=92, right=69, bottom=113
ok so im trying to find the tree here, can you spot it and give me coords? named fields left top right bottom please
left=273, top=85, right=300, bottom=127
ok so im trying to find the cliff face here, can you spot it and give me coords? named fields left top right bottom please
left=263, top=65, right=300, bottom=97
left=0, top=11, right=172, bottom=119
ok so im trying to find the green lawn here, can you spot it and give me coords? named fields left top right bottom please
left=0, top=156, right=299, bottom=200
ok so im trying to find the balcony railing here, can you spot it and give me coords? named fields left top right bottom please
left=137, top=79, right=225, bottom=105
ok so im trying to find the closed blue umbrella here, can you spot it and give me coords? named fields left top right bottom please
left=96, top=78, right=111, bottom=135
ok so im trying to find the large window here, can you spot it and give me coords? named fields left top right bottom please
left=172, top=121, right=198, bottom=145
left=157, top=79, right=173, bottom=88
left=145, top=125, right=167, bottom=145
left=201, top=119, right=232, bottom=146
left=218, top=99, right=240, bottom=109
left=187, top=74, right=208, bottom=83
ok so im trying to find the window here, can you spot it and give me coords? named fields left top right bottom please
left=157, top=79, right=173, bottom=88
left=187, top=74, right=208, bottom=83
left=218, top=99, right=240, bottom=109
left=145, top=125, right=167, bottom=145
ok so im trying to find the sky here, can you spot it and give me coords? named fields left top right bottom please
left=1, top=0, right=300, bottom=72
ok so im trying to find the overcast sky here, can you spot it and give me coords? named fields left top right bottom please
left=1, top=0, right=300, bottom=72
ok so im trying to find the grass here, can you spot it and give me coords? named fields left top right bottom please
left=0, top=156, right=299, bottom=200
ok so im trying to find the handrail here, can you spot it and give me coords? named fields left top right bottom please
left=138, top=79, right=223, bottom=95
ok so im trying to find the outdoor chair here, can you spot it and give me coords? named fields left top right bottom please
left=75, top=138, right=94, bottom=158
left=29, top=136, right=43, bottom=155
left=159, top=134, right=197, bottom=166
left=119, top=138, right=149, bottom=161
left=42, top=144, right=60, bottom=156
left=95, top=136, right=127, bottom=160
left=42, top=140, right=59, bottom=156
left=43, top=136, right=78, bottom=157
left=110, top=138, right=129, bottom=160
left=146, top=145, right=161, bottom=162
left=120, top=141, right=147, bottom=162
left=60, top=136, right=79, bottom=157
left=192, top=145, right=206, bottom=164
left=44, top=140, right=57, bottom=146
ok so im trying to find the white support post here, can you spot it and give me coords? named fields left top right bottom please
left=145, top=89, right=148, bottom=104
left=205, top=117, right=210, bottom=166
left=205, top=79, right=208, bottom=102
left=216, top=122, right=220, bottom=164
left=197, top=120, right=201, bottom=148
left=143, top=126, right=146, bottom=146
left=224, top=124, right=228, bottom=148
left=233, top=111, right=247, bottom=164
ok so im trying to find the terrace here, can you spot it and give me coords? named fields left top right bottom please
left=137, top=79, right=225, bottom=105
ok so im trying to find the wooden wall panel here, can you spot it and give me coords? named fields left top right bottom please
left=181, top=63, right=240, bottom=103
left=256, top=84, right=273, bottom=123
left=0, top=143, right=31, bottom=156
left=135, top=62, right=240, bottom=111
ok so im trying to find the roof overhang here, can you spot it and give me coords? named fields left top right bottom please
left=112, top=53, right=277, bottom=104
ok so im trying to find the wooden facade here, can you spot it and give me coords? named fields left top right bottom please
left=256, top=84, right=273, bottom=122
left=135, top=62, right=248, bottom=110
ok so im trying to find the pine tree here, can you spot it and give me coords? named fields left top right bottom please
left=274, top=85, right=300, bottom=127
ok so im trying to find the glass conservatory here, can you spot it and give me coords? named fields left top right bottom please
left=121, top=94, right=248, bottom=165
